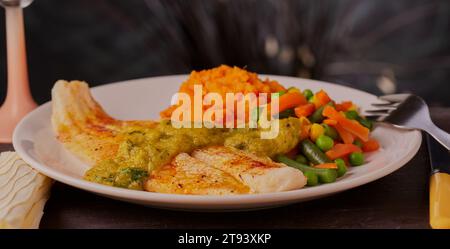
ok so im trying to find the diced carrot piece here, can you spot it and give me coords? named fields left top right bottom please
left=274, top=92, right=307, bottom=114
left=362, top=139, right=380, bottom=152
left=342, top=156, right=350, bottom=166
left=322, top=105, right=340, bottom=119
left=294, top=103, right=315, bottom=118
left=298, top=117, right=312, bottom=140
left=313, top=90, right=331, bottom=108
left=326, top=143, right=362, bottom=160
left=335, top=124, right=354, bottom=144
left=340, top=119, right=369, bottom=142
left=335, top=101, right=353, bottom=112
left=314, top=163, right=338, bottom=169
left=323, top=119, right=338, bottom=126
left=323, top=106, right=370, bottom=142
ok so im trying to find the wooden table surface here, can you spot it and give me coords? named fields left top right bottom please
left=2, top=107, right=449, bottom=229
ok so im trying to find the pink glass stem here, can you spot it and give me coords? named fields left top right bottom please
left=0, top=6, right=36, bottom=143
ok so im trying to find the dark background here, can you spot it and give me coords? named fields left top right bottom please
left=1, top=0, right=449, bottom=106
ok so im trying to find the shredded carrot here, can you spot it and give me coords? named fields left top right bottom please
left=314, top=163, right=338, bottom=169
left=362, top=139, right=380, bottom=152
left=323, top=106, right=370, bottom=142
left=323, top=119, right=338, bottom=126
left=326, top=143, right=362, bottom=160
left=160, top=65, right=286, bottom=121
left=335, top=101, right=353, bottom=112
left=313, top=90, right=331, bottom=108
left=294, top=103, right=315, bottom=118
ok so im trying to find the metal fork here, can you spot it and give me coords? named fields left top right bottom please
left=364, top=94, right=450, bottom=151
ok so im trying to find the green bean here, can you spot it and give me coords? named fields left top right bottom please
left=276, top=155, right=337, bottom=183
left=357, top=117, right=373, bottom=130
left=309, top=102, right=333, bottom=123
left=334, top=158, right=347, bottom=177
left=345, top=110, right=359, bottom=120
left=353, top=140, right=363, bottom=148
left=345, top=110, right=374, bottom=131
left=322, top=124, right=339, bottom=140
left=309, top=105, right=325, bottom=123
left=300, top=139, right=332, bottom=165
left=276, top=109, right=295, bottom=119
left=303, top=171, right=319, bottom=186
left=295, top=154, right=309, bottom=165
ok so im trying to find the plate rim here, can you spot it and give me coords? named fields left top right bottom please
left=12, top=75, right=422, bottom=206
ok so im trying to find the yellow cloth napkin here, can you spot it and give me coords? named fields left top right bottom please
left=0, top=152, right=52, bottom=229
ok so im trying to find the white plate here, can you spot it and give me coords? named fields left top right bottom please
left=13, top=75, right=422, bottom=211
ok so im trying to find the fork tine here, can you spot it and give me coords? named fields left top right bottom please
left=363, top=115, right=385, bottom=121
left=371, top=102, right=400, bottom=108
left=379, top=93, right=411, bottom=103
left=361, top=110, right=390, bottom=121
left=365, top=109, right=393, bottom=114
left=370, top=105, right=397, bottom=111
left=371, top=102, right=393, bottom=107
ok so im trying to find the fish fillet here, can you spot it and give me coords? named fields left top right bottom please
left=192, top=146, right=307, bottom=193
left=51, top=80, right=157, bottom=164
left=145, top=153, right=250, bottom=195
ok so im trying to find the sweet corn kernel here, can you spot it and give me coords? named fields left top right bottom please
left=287, top=87, right=301, bottom=93
left=348, top=104, right=358, bottom=111
left=310, top=123, right=325, bottom=142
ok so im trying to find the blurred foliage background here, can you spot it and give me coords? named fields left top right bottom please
left=0, top=0, right=449, bottom=105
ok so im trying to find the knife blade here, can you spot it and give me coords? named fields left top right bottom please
left=427, top=134, right=450, bottom=174
left=427, top=135, right=450, bottom=229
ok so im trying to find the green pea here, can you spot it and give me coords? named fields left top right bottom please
left=295, top=154, right=309, bottom=165
left=303, top=171, right=319, bottom=186
left=303, top=89, right=314, bottom=100
left=349, top=152, right=365, bottom=166
left=334, top=158, right=347, bottom=177
left=322, top=124, right=339, bottom=140
left=345, top=110, right=359, bottom=120
left=353, top=140, right=363, bottom=148
left=316, top=135, right=334, bottom=151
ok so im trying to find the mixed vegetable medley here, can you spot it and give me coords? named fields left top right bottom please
left=269, top=87, right=380, bottom=186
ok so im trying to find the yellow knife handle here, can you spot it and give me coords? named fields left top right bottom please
left=430, top=172, right=450, bottom=229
